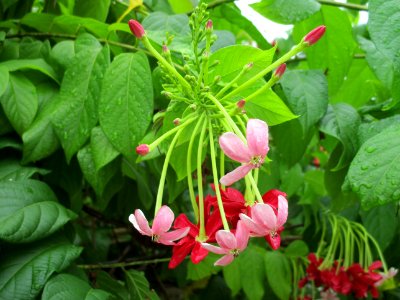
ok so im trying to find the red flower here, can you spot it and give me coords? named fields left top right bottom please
left=168, top=195, right=222, bottom=269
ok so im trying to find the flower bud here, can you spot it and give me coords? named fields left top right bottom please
left=173, top=118, right=180, bottom=126
left=237, top=99, right=246, bottom=108
left=274, top=64, right=286, bottom=79
left=162, top=44, right=169, bottom=54
left=136, top=144, right=149, bottom=156
left=128, top=20, right=145, bottom=39
left=206, top=19, right=213, bottom=31
left=303, top=25, right=326, bottom=46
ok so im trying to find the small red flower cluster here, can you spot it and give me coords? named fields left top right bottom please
left=299, top=253, right=384, bottom=298
left=168, top=187, right=287, bottom=268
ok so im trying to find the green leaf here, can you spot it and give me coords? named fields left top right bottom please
left=0, top=66, right=9, bottom=97
left=99, top=52, right=153, bottom=158
left=251, top=0, right=320, bottom=24
left=42, top=273, right=112, bottom=300
left=208, top=45, right=276, bottom=87
left=124, top=269, right=159, bottom=300
left=360, top=203, right=397, bottom=251
left=0, top=137, right=21, bottom=150
left=53, top=34, right=109, bottom=162
left=20, top=13, right=56, bottom=32
left=331, top=59, right=378, bottom=108
left=96, top=271, right=129, bottom=300
left=320, top=104, right=361, bottom=170
left=74, top=0, right=111, bottom=22
left=50, top=40, right=75, bottom=72
left=142, top=12, right=191, bottom=53
left=90, top=127, right=119, bottom=171
left=0, top=235, right=82, bottom=299
left=293, top=6, right=356, bottom=96
left=239, top=245, right=265, bottom=300
left=0, top=159, right=49, bottom=181
left=0, top=58, right=59, bottom=84
left=368, top=0, right=400, bottom=102
left=264, top=251, right=292, bottom=300
left=0, top=72, right=38, bottom=135
left=348, top=124, right=400, bottom=209
left=77, top=145, right=120, bottom=199
left=210, top=4, right=269, bottom=48
left=168, top=0, right=193, bottom=13
left=0, top=179, right=77, bottom=243
left=0, top=106, right=13, bottom=135
left=358, top=115, right=400, bottom=145
left=223, top=259, right=241, bottom=296
left=187, top=253, right=221, bottom=280
left=285, top=240, right=309, bottom=258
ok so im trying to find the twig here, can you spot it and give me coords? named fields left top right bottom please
left=78, top=257, right=172, bottom=269
left=317, top=0, right=368, bottom=11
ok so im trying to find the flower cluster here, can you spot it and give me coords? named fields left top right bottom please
left=299, top=253, right=397, bottom=299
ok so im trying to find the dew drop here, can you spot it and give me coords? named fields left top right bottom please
left=365, top=146, right=376, bottom=153
left=361, top=165, right=369, bottom=171
left=392, top=190, right=400, bottom=200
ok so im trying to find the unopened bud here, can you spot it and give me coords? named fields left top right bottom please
left=237, top=99, right=246, bottom=108
left=162, top=44, right=169, bottom=54
left=303, top=25, right=326, bottom=46
left=173, top=118, right=180, bottom=125
left=189, top=104, right=197, bottom=111
left=245, top=62, right=253, bottom=71
left=213, top=75, right=221, bottom=83
left=274, top=64, right=286, bottom=79
left=206, top=19, right=213, bottom=32
left=271, top=40, right=277, bottom=47
left=136, top=144, right=149, bottom=156
left=128, top=20, right=145, bottom=39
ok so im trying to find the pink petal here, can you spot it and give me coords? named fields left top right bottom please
left=220, top=164, right=253, bottom=186
left=252, top=203, right=277, bottom=230
left=246, top=119, right=269, bottom=158
left=239, top=213, right=267, bottom=236
left=219, top=132, right=251, bottom=163
left=157, top=239, right=175, bottom=246
left=160, top=227, right=190, bottom=242
left=216, top=230, right=237, bottom=250
left=277, top=195, right=288, bottom=227
left=201, top=243, right=227, bottom=255
left=235, top=221, right=249, bottom=251
left=214, top=254, right=235, bottom=266
left=152, top=205, right=174, bottom=235
left=265, top=233, right=281, bottom=250
left=129, top=210, right=152, bottom=236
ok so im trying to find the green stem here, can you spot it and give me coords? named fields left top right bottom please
left=148, top=116, right=197, bottom=151
left=215, top=64, right=249, bottom=98
left=221, top=43, right=305, bottom=101
left=187, top=114, right=206, bottom=223
left=154, top=128, right=182, bottom=215
left=77, top=257, right=172, bottom=269
left=197, top=120, right=208, bottom=240
left=207, top=94, right=245, bottom=140
left=247, top=172, right=263, bottom=204
left=142, top=36, right=193, bottom=94
left=317, top=0, right=368, bottom=11
left=208, top=119, right=230, bottom=230
left=245, top=76, right=276, bottom=102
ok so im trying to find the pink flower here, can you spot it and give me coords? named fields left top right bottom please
left=201, top=221, right=249, bottom=266
left=239, top=194, right=288, bottom=250
left=136, top=144, right=149, bottom=156
left=129, top=205, right=189, bottom=245
left=219, top=119, right=269, bottom=186
left=374, top=267, right=398, bottom=287
left=128, top=20, right=145, bottom=39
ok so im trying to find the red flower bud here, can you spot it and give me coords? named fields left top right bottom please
left=274, top=63, right=286, bottom=79
left=304, top=25, right=326, bottom=45
left=237, top=99, right=246, bottom=108
left=136, top=144, right=149, bottom=156
left=162, top=44, right=169, bottom=53
left=128, top=20, right=145, bottom=39
left=271, top=40, right=277, bottom=47
left=206, top=19, right=213, bottom=30
left=173, top=118, right=180, bottom=126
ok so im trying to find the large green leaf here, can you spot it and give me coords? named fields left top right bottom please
left=348, top=124, right=400, bottom=209
left=239, top=245, right=265, bottom=300
left=360, top=203, right=397, bottom=251
left=0, top=179, right=76, bottom=243
left=124, top=269, right=159, bottom=300
left=168, top=0, right=193, bottom=13
left=53, top=34, right=109, bottom=162
left=264, top=251, right=292, bottom=300
left=0, top=159, right=49, bottom=181
left=187, top=254, right=221, bottom=280
left=320, top=104, right=361, bottom=170
left=368, top=0, right=400, bottom=102
left=0, top=235, right=82, bottom=299
left=99, top=52, right=153, bottom=158
left=251, top=0, right=320, bottom=24
left=0, top=58, right=59, bottom=83
left=42, top=273, right=112, bottom=300
left=96, top=271, right=129, bottom=300
left=223, top=259, right=241, bottom=296
left=0, top=72, right=38, bottom=135
left=74, top=0, right=111, bottom=22
left=0, top=66, right=9, bottom=97
left=90, top=127, right=119, bottom=171
left=293, top=6, right=356, bottom=96
left=142, top=12, right=191, bottom=53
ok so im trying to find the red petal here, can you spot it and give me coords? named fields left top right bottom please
left=168, top=237, right=195, bottom=269
left=191, top=242, right=209, bottom=264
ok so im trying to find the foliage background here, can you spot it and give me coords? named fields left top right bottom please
left=0, top=0, right=399, bottom=299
